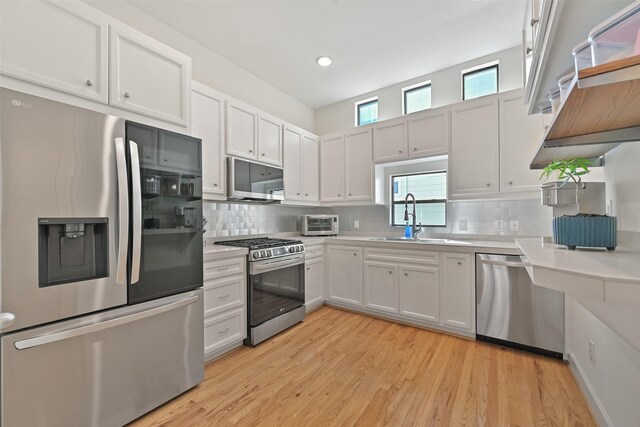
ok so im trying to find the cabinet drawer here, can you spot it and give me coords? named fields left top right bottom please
left=204, top=275, right=244, bottom=317
left=304, top=245, right=324, bottom=260
left=204, top=308, right=245, bottom=355
left=203, top=257, right=245, bottom=280
left=364, top=247, right=439, bottom=265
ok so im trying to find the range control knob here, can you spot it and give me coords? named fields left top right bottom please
left=260, top=250, right=267, bottom=258
left=266, top=250, right=272, bottom=257
left=299, top=245, right=304, bottom=252
left=253, top=252, right=261, bottom=259
left=289, top=247, right=296, bottom=253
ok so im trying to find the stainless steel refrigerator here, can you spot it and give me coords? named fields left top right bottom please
left=0, top=88, right=204, bottom=426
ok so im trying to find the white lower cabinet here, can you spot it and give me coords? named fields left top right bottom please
left=203, top=253, right=247, bottom=360
left=327, top=246, right=363, bottom=306
left=304, top=248, right=325, bottom=311
left=364, top=262, right=399, bottom=313
left=399, top=265, right=440, bottom=323
left=440, top=252, right=473, bottom=332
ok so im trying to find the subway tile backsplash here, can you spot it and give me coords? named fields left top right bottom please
left=204, top=199, right=552, bottom=238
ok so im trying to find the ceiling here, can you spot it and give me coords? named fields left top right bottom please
left=127, top=0, right=525, bottom=109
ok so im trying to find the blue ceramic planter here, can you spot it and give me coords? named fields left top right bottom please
left=553, top=216, right=617, bottom=250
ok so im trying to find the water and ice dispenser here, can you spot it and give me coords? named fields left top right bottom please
left=38, top=218, right=108, bottom=286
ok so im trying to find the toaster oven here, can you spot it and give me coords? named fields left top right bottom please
left=302, top=215, right=339, bottom=236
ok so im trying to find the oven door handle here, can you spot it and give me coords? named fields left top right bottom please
left=250, top=255, right=305, bottom=275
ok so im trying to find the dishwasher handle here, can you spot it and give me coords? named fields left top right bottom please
left=477, top=254, right=529, bottom=269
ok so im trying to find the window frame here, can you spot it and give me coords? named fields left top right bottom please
left=390, top=170, right=447, bottom=228
left=355, top=97, right=378, bottom=127
left=462, top=63, right=499, bottom=101
left=402, top=81, right=432, bottom=115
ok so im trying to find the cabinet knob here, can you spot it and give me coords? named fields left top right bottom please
left=349, top=193, right=352, bottom=196
left=353, top=253, right=357, bottom=256
left=389, top=270, right=393, bottom=274
left=85, top=80, right=93, bottom=87
left=457, top=261, right=462, bottom=266
left=306, top=267, right=310, bottom=271
left=486, top=183, right=491, bottom=187
left=164, top=159, right=168, bottom=162
left=123, top=92, right=130, bottom=99
left=214, top=183, right=219, bottom=187
left=305, top=193, right=309, bottom=196
left=261, top=153, right=265, bottom=156
left=337, top=194, right=341, bottom=197
left=508, top=181, right=513, bottom=185
left=398, top=150, right=403, bottom=153
left=530, top=18, right=539, bottom=27
left=297, top=192, right=300, bottom=195
left=526, top=47, right=533, bottom=55
left=249, top=149, right=253, bottom=153
left=413, top=147, right=418, bottom=151
left=404, top=272, right=408, bottom=276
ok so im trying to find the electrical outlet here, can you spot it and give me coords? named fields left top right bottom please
left=589, top=339, right=596, bottom=365
left=354, top=219, right=359, bottom=229
left=510, top=220, right=519, bottom=232
left=459, top=219, right=468, bottom=232
left=494, top=220, right=504, bottom=232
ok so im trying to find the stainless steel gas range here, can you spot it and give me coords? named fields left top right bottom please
left=216, top=238, right=305, bottom=345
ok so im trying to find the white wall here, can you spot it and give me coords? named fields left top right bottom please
left=604, top=142, right=640, bottom=235
left=84, top=0, right=315, bottom=131
left=315, top=46, right=522, bottom=135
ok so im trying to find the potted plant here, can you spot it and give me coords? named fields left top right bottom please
left=540, top=157, right=616, bottom=250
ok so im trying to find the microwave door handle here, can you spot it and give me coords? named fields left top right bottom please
left=129, top=141, right=142, bottom=284
left=114, top=137, right=129, bottom=285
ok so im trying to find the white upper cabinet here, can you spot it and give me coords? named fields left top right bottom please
left=0, top=0, right=109, bottom=103
left=320, top=133, right=346, bottom=202
left=226, top=99, right=258, bottom=159
left=301, top=132, right=319, bottom=201
left=407, top=107, right=450, bottom=158
left=191, top=82, right=225, bottom=200
left=499, top=91, right=544, bottom=193
left=449, top=96, right=500, bottom=198
left=344, top=127, right=374, bottom=202
left=257, top=113, right=283, bottom=166
left=110, top=24, right=191, bottom=126
left=283, top=125, right=303, bottom=201
left=373, top=118, right=408, bottom=163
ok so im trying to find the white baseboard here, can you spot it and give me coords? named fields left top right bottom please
left=204, top=339, right=244, bottom=364
left=568, top=352, right=612, bottom=427
left=305, top=300, right=325, bottom=313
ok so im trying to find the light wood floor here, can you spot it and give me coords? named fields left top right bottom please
left=132, top=306, right=595, bottom=427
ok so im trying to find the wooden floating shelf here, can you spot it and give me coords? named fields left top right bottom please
left=530, top=55, right=640, bottom=169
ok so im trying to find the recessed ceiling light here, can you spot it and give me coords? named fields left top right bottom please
left=316, top=56, right=332, bottom=67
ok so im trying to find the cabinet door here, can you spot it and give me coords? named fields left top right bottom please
left=192, top=83, right=225, bottom=198
left=345, top=128, right=373, bottom=201
left=305, top=257, right=325, bottom=308
left=373, top=118, right=408, bottom=163
left=364, top=262, right=399, bottom=313
left=283, top=125, right=303, bottom=201
left=110, top=25, right=191, bottom=126
left=399, top=265, right=439, bottom=323
left=301, top=132, right=319, bottom=201
left=226, top=99, right=257, bottom=160
left=441, top=253, right=473, bottom=331
left=258, top=113, right=283, bottom=166
left=0, top=1, right=109, bottom=103
left=159, top=131, right=201, bottom=173
left=499, top=91, right=544, bottom=193
left=327, top=246, right=362, bottom=306
left=449, top=97, right=499, bottom=198
left=320, top=134, right=346, bottom=202
left=408, top=107, right=450, bottom=158
left=127, top=122, right=158, bottom=166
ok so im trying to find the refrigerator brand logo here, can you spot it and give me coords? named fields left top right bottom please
left=11, top=99, right=32, bottom=108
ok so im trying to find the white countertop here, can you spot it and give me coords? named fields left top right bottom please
left=323, top=235, right=520, bottom=254
left=203, top=241, right=248, bottom=258
left=516, top=238, right=640, bottom=285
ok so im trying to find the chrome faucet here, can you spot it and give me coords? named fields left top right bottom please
left=404, top=193, right=422, bottom=239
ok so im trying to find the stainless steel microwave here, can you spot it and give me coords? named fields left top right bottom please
left=302, top=215, right=339, bottom=236
left=227, top=157, right=284, bottom=202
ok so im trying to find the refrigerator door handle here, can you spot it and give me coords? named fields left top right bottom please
left=129, top=141, right=142, bottom=284
left=14, top=294, right=200, bottom=350
left=115, top=137, right=129, bottom=285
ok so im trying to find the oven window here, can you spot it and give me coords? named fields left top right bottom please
left=249, top=263, right=305, bottom=326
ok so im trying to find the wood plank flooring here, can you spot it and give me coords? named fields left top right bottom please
left=131, top=306, right=595, bottom=427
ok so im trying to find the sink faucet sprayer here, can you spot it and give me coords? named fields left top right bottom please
left=404, top=193, right=422, bottom=239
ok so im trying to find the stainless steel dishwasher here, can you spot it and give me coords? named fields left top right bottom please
left=476, top=254, right=565, bottom=359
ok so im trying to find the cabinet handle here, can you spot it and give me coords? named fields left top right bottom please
left=526, top=47, right=533, bottom=55
left=124, top=92, right=131, bottom=99
left=218, top=294, right=230, bottom=299
left=530, top=18, right=539, bottom=27
left=85, top=80, right=93, bottom=87
left=218, top=328, right=230, bottom=334
left=217, top=266, right=230, bottom=271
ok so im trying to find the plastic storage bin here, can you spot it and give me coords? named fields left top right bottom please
left=558, top=71, right=576, bottom=103
left=548, top=87, right=561, bottom=115
left=588, top=1, right=640, bottom=66
left=572, top=40, right=593, bottom=72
